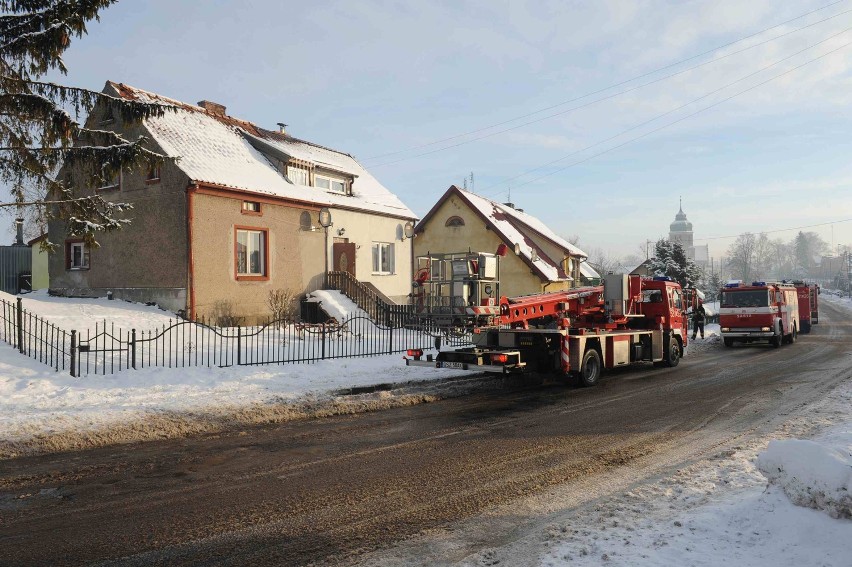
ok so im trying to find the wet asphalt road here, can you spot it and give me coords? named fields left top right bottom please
left=1, top=300, right=850, bottom=566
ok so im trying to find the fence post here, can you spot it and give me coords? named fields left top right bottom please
left=321, top=323, right=326, bottom=359
left=16, top=297, right=23, bottom=354
left=130, top=329, right=137, bottom=369
left=388, top=323, right=393, bottom=355
left=237, top=326, right=242, bottom=365
left=70, top=330, right=77, bottom=377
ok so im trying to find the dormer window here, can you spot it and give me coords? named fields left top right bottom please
left=287, top=165, right=308, bottom=186
left=315, top=174, right=346, bottom=194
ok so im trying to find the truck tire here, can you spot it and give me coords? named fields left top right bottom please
left=801, top=321, right=811, bottom=334
left=664, top=336, right=681, bottom=367
left=723, top=337, right=734, bottom=348
left=576, top=348, right=601, bottom=387
left=788, top=323, right=797, bottom=344
left=771, top=334, right=781, bottom=348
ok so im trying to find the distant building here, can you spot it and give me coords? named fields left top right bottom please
left=668, top=200, right=708, bottom=270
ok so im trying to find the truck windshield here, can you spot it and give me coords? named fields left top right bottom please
left=721, top=290, right=769, bottom=308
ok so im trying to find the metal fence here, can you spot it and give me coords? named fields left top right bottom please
left=0, top=297, right=71, bottom=372
left=0, top=296, right=471, bottom=377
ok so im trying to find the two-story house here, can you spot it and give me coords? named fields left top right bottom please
left=48, top=82, right=417, bottom=323
left=414, top=185, right=588, bottom=298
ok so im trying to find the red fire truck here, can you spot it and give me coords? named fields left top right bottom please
left=792, top=281, right=819, bottom=333
left=719, top=281, right=799, bottom=348
left=404, top=274, right=690, bottom=386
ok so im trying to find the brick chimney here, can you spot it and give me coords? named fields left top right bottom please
left=197, top=100, right=226, bottom=116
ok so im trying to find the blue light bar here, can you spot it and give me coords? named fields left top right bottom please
left=751, top=281, right=766, bottom=286
left=653, top=276, right=673, bottom=281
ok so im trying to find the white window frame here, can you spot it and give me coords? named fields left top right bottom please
left=315, top=173, right=346, bottom=194
left=236, top=228, right=267, bottom=278
left=287, top=166, right=308, bottom=186
left=69, top=241, right=89, bottom=270
left=372, top=242, right=394, bottom=275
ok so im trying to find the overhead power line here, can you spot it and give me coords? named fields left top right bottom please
left=694, top=218, right=852, bottom=242
left=475, top=25, right=852, bottom=197
left=363, top=0, right=849, bottom=164
left=476, top=33, right=852, bottom=197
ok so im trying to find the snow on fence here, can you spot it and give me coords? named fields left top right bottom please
left=0, top=297, right=471, bottom=376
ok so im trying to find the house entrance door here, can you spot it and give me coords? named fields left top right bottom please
left=332, top=241, right=356, bottom=277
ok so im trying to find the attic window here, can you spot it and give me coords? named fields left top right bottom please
left=315, top=174, right=346, bottom=194
left=145, top=165, right=161, bottom=184
left=99, top=109, right=115, bottom=125
left=445, top=216, right=465, bottom=227
left=97, top=170, right=121, bottom=191
left=242, top=200, right=261, bottom=215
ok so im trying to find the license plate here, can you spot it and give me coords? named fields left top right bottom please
left=440, top=361, right=464, bottom=369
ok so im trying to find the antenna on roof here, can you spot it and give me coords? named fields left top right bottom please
left=463, top=177, right=467, bottom=190
left=470, top=171, right=475, bottom=193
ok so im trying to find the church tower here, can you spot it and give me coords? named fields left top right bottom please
left=669, top=198, right=694, bottom=251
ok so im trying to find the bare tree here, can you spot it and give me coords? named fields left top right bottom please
left=726, top=232, right=757, bottom=281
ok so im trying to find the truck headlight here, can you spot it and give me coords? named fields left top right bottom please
left=721, top=327, right=730, bottom=332
left=761, top=327, right=771, bottom=332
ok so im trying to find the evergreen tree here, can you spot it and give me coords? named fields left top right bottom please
left=1, top=0, right=168, bottom=246
left=649, top=239, right=702, bottom=289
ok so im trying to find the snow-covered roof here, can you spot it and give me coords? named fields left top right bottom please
left=579, top=261, right=601, bottom=279
left=107, top=82, right=415, bottom=219
left=421, top=186, right=587, bottom=282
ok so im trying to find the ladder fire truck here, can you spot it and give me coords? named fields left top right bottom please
left=719, top=280, right=799, bottom=348
left=404, top=274, right=691, bottom=386
left=792, top=280, right=819, bottom=333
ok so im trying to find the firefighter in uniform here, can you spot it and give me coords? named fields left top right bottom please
left=691, top=301, right=706, bottom=340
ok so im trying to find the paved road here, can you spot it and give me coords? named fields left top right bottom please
left=1, top=301, right=850, bottom=566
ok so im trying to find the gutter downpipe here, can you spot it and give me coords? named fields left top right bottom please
left=187, top=184, right=198, bottom=320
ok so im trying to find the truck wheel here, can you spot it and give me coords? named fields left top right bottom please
left=576, top=348, right=601, bottom=387
left=771, top=335, right=781, bottom=348
left=664, top=336, right=681, bottom=367
left=802, top=321, right=811, bottom=334
left=723, top=337, right=734, bottom=347
left=789, top=324, right=797, bottom=344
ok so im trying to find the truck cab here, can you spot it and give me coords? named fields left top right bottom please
left=719, top=281, right=799, bottom=348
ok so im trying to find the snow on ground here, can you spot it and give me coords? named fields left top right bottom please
left=685, top=323, right=721, bottom=355
left=0, top=289, right=474, bottom=457
left=5, top=290, right=178, bottom=333
left=476, top=290, right=852, bottom=567
left=305, top=289, right=367, bottom=320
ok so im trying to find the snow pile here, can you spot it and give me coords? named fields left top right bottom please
left=757, top=429, right=852, bottom=518
left=304, top=289, right=367, bottom=320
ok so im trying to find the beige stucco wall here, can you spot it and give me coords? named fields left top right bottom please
left=412, top=196, right=567, bottom=298
left=191, top=192, right=324, bottom=324
left=31, top=245, right=49, bottom=290
left=326, top=208, right=414, bottom=303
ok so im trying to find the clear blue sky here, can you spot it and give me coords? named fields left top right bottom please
left=5, top=0, right=852, bottom=260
